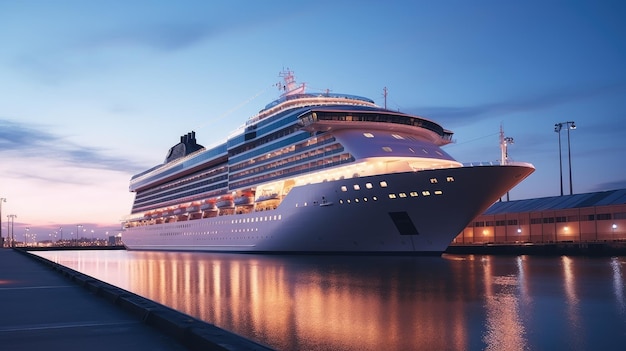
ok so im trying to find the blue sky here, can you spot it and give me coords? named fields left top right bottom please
left=1, top=0, right=625, bottom=241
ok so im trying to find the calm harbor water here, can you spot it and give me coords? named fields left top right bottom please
left=35, top=250, right=626, bottom=351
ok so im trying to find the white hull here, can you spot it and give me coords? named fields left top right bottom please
left=123, top=164, right=533, bottom=254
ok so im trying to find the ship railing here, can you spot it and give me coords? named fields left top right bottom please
left=462, top=161, right=535, bottom=168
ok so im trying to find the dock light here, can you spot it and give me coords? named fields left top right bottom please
left=517, top=228, right=522, bottom=234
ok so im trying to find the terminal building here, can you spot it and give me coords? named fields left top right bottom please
left=452, top=188, right=626, bottom=245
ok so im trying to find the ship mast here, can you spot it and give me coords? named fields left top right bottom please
left=278, top=69, right=306, bottom=97
left=499, top=124, right=514, bottom=165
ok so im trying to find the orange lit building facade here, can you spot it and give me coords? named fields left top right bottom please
left=452, top=189, right=626, bottom=245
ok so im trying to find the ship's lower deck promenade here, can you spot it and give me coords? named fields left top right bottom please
left=0, top=248, right=273, bottom=351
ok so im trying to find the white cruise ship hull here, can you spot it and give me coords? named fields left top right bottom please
left=123, top=164, right=533, bottom=254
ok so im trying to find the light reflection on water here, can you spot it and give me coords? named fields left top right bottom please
left=35, top=251, right=626, bottom=351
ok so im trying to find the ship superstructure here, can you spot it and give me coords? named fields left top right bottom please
left=122, top=70, right=534, bottom=253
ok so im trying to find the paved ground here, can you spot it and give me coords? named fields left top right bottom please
left=0, top=248, right=273, bottom=351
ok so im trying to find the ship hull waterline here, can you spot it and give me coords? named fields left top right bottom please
left=123, top=164, right=534, bottom=254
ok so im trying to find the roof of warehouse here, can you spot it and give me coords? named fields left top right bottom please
left=484, top=188, right=626, bottom=215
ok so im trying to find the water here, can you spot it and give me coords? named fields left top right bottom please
left=34, top=250, right=626, bottom=351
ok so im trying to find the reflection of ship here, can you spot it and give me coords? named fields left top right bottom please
left=122, top=70, right=534, bottom=253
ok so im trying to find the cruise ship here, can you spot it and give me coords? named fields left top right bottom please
left=122, top=70, right=535, bottom=254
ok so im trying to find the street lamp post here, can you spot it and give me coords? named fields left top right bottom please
left=76, top=224, right=83, bottom=246
left=0, top=197, right=5, bottom=247
left=554, top=121, right=576, bottom=196
left=7, top=214, right=17, bottom=248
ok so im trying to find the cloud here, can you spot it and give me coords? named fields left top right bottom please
left=0, top=119, right=146, bottom=175
left=410, top=80, right=626, bottom=127
left=591, top=179, right=626, bottom=192
left=77, top=22, right=217, bottom=52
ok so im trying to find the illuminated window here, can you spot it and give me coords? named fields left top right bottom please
left=382, top=147, right=392, bottom=152
left=380, top=181, right=388, bottom=188
left=408, top=147, right=415, bottom=153
left=365, top=182, right=373, bottom=189
left=373, top=196, right=378, bottom=201
left=353, top=184, right=360, bottom=190
left=392, top=134, right=404, bottom=139
left=389, top=194, right=397, bottom=199
left=339, top=199, right=344, bottom=204
left=409, top=192, right=418, bottom=197
left=447, top=177, right=455, bottom=182
left=363, top=197, right=368, bottom=202
left=434, top=190, right=443, bottom=195
left=422, top=191, right=431, bottom=196
left=354, top=198, right=359, bottom=203
left=430, top=178, right=438, bottom=184
left=347, top=199, right=351, bottom=203
left=341, top=186, right=348, bottom=192
left=363, top=133, right=374, bottom=138
left=399, top=192, right=407, bottom=198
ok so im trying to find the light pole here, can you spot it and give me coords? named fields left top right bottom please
left=0, top=197, right=5, bottom=247
left=554, top=121, right=576, bottom=196
left=7, top=214, right=16, bottom=248
left=76, top=224, right=83, bottom=246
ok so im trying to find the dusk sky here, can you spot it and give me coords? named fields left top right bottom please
left=1, top=0, right=625, bottom=242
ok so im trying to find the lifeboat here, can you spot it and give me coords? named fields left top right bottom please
left=235, top=192, right=254, bottom=206
left=256, top=192, right=280, bottom=202
left=200, top=199, right=217, bottom=211
left=216, top=195, right=234, bottom=209
left=186, top=202, right=201, bottom=213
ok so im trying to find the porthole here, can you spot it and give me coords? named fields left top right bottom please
left=434, top=190, right=443, bottom=195
left=422, top=191, right=431, bottom=196
left=389, top=194, right=397, bottom=199
left=410, top=191, right=418, bottom=197
left=353, top=184, right=360, bottom=190
left=380, top=181, right=388, bottom=188
left=366, top=183, right=373, bottom=189
left=399, top=193, right=407, bottom=198
left=363, top=132, right=374, bottom=138
left=341, top=186, right=348, bottom=192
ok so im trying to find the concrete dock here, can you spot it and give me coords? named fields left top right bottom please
left=0, top=248, right=273, bottom=351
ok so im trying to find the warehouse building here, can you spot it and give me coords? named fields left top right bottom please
left=452, top=188, right=626, bottom=245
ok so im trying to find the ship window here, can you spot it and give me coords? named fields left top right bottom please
left=389, top=194, right=397, bottom=199
left=434, top=190, right=443, bottom=195
left=392, top=134, right=404, bottom=139
left=422, top=149, right=429, bottom=154
left=409, top=147, right=415, bottom=153
left=363, top=197, right=368, bottom=202
left=399, top=193, right=407, bottom=198
left=363, top=133, right=374, bottom=138
left=422, top=191, right=431, bottom=196
left=410, top=191, right=418, bottom=197
left=382, top=147, right=392, bottom=152
left=430, top=178, right=438, bottom=184
left=355, top=198, right=359, bottom=203
left=339, top=199, right=344, bottom=204
left=447, top=177, right=455, bottom=182
left=347, top=199, right=351, bottom=203
left=341, top=186, right=348, bottom=192
left=365, top=183, right=373, bottom=189
left=380, top=181, right=388, bottom=188
left=373, top=196, right=378, bottom=201
left=353, top=184, right=360, bottom=190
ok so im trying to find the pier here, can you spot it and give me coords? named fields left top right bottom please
left=0, top=248, right=273, bottom=351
